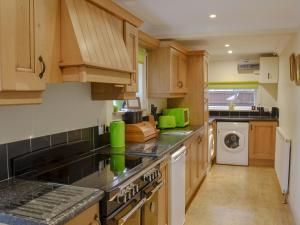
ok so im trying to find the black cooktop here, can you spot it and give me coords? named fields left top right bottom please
left=12, top=143, right=155, bottom=192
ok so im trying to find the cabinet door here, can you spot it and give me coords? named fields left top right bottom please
left=143, top=192, right=159, bottom=225
left=259, top=57, right=279, bottom=83
left=158, top=160, right=168, bottom=225
left=0, top=0, right=46, bottom=91
left=124, top=21, right=138, bottom=93
left=249, top=121, right=277, bottom=161
left=170, top=48, right=180, bottom=92
left=185, top=144, right=192, bottom=205
left=65, top=204, right=100, bottom=225
left=190, top=139, right=199, bottom=191
left=177, top=54, right=187, bottom=93
left=35, top=0, right=61, bottom=83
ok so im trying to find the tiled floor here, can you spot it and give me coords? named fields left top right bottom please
left=185, top=165, right=294, bottom=225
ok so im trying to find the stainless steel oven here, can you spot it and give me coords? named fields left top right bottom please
left=105, top=179, right=164, bottom=225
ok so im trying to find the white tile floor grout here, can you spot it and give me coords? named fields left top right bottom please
left=185, top=165, right=295, bottom=225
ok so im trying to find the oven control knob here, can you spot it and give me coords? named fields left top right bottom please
left=128, top=185, right=136, bottom=196
left=143, top=173, right=152, bottom=182
left=117, top=194, right=127, bottom=204
left=151, top=172, right=155, bottom=180
left=134, top=185, right=139, bottom=193
left=126, top=191, right=132, bottom=200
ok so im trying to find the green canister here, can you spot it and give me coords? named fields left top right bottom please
left=110, top=120, right=125, bottom=148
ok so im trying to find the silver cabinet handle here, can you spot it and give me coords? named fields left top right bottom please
left=118, top=198, right=146, bottom=225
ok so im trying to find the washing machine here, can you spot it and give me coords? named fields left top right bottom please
left=217, top=122, right=249, bottom=166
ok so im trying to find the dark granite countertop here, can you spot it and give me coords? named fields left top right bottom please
left=208, top=116, right=278, bottom=124
left=0, top=125, right=203, bottom=225
left=97, top=125, right=204, bottom=157
left=0, top=179, right=104, bottom=225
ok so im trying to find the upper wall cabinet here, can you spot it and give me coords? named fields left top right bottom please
left=148, top=41, right=188, bottom=98
left=60, top=0, right=142, bottom=87
left=259, top=56, right=279, bottom=84
left=0, top=0, right=61, bottom=105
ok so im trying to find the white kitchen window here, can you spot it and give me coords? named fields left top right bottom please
left=208, top=89, right=257, bottom=110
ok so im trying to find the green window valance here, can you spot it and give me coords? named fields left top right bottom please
left=208, top=81, right=259, bottom=89
left=138, top=48, right=146, bottom=64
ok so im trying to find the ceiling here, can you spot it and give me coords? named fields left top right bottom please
left=115, top=0, right=300, bottom=59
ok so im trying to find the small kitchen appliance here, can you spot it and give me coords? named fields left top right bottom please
left=163, top=108, right=190, bottom=127
left=158, top=115, right=176, bottom=129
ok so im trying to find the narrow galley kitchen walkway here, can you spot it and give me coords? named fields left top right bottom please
left=185, top=165, right=294, bottom=225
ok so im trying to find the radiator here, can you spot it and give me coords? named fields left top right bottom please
left=275, top=127, right=291, bottom=199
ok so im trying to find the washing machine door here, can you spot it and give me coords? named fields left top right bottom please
left=221, top=131, right=245, bottom=153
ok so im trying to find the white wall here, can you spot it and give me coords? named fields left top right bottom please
left=209, top=60, right=278, bottom=109
left=0, top=83, right=111, bottom=144
left=277, top=30, right=300, bottom=225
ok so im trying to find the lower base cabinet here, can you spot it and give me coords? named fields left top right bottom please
left=249, top=121, right=278, bottom=167
left=158, top=160, right=169, bottom=225
left=64, top=204, right=100, bottom=225
left=185, top=130, right=207, bottom=209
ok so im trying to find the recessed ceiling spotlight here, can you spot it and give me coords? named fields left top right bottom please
left=228, top=50, right=233, bottom=54
left=225, top=44, right=230, bottom=47
left=209, top=14, right=217, bottom=19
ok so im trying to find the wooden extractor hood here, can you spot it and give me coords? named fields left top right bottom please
left=60, top=0, right=142, bottom=84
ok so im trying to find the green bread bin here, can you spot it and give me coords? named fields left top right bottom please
left=110, top=120, right=125, bottom=148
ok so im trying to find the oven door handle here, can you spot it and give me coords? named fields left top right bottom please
left=146, top=181, right=164, bottom=201
left=118, top=197, right=147, bottom=225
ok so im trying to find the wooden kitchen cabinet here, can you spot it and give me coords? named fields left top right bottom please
left=65, top=203, right=100, bottom=225
left=124, top=21, right=139, bottom=93
left=249, top=121, right=278, bottom=167
left=148, top=41, right=188, bottom=98
left=185, top=130, right=206, bottom=208
left=158, top=160, right=169, bottom=225
left=185, top=143, right=192, bottom=205
left=90, top=8, right=140, bottom=100
left=0, top=0, right=61, bottom=105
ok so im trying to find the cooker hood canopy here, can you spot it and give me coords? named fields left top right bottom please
left=60, top=0, right=142, bottom=84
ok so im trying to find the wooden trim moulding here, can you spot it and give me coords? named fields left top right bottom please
left=87, top=0, right=143, bottom=27
left=148, top=92, right=186, bottom=99
left=62, top=66, right=131, bottom=84
left=159, top=41, right=188, bottom=55
left=0, top=91, right=43, bottom=105
left=187, top=50, right=209, bottom=56
left=138, top=31, right=160, bottom=50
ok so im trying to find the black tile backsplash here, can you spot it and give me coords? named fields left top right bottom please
left=229, top=111, right=239, bottom=117
left=220, top=111, right=230, bottom=117
left=209, top=110, right=275, bottom=119
left=0, top=126, right=109, bottom=182
left=7, top=140, right=31, bottom=159
left=51, top=132, right=67, bottom=146
left=31, top=136, right=50, bottom=152
left=0, top=145, right=8, bottom=181
left=68, top=129, right=81, bottom=142
left=239, top=111, right=250, bottom=117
